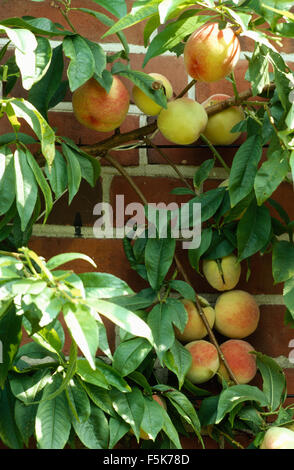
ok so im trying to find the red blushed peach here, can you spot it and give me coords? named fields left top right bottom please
left=184, top=23, right=240, bottom=82
left=218, top=339, right=257, bottom=384
left=72, top=76, right=130, bottom=132
left=174, top=298, right=215, bottom=342
left=185, top=340, right=219, bottom=384
left=202, top=254, right=241, bottom=291
left=214, top=290, right=260, bottom=339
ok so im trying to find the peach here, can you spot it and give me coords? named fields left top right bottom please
left=202, top=254, right=241, bottom=291
left=202, top=94, right=245, bottom=145
left=185, top=340, right=219, bottom=384
left=217, top=339, right=257, bottom=384
left=214, top=290, right=260, bottom=339
left=260, top=426, right=294, bottom=449
left=184, top=23, right=241, bottom=82
left=132, top=73, right=173, bottom=116
left=72, top=76, right=130, bottom=132
left=174, top=297, right=215, bottom=342
left=157, top=98, right=208, bottom=145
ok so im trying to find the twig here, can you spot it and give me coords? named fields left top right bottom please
left=200, top=134, right=230, bottom=174
left=144, top=136, right=194, bottom=191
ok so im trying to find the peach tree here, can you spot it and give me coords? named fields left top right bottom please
left=0, top=0, right=294, bottom=450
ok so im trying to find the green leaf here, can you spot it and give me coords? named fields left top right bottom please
left=94, top=357, right=131, bottom=392
left=113, top=337, right=152, bottom=376
left=76, top=359, right=109, bottom=389
left=145, top=237, right=176, bottom=291
left=80, top=272, right=132, bottom=299
left=229, top=135, right=263, bottom=207
left=111, top=387, right=145, bottom=442
left=185, top=188, right=225, bottom=223
left=163, top=340, right=192, bottom=389
left=13, top=148, right=38, bottom=231
left=147, top=303, right=176, bottom=362
left=14, top=399, right=37, bottom=446
left=26, top=149, right=53, bottom=223
left=0, top=145, right=16, bottom=215
left=9, top=98, right=56, bottom=166
left=35, top=374, right=71, bottom=449
left=47, top=252, right=97, bottom=271
left=63, top=304, right=99, bottom=370
left=10, top=368, right=51, bottom=405
left=168, top=280, right=195, bottom=301
left=216, top=385, right=268, bottom=424
left=82, top=382, right=116, bottom=417
left=0, top=306, right=22, bottom=389
left=254, top=150, right=290, bottom=205
left=63, top=35, right=95, bottom=92
left=141, top=396, right=165, bottom=441
left=45, top=150, right=67, bottom=199
left=16, top=36, right=52, bottom=90
left=0, top=382, right=23, bottom=448
left=84, top=39, right=106, bottom=78
left=237, top=200, right=271, bottom=261
left=0, top=17, right=72, bottom=36
left=61, top=143, right=82, bottom=204
left=255, top=352, right=286, bottom=411
left=88, top=298, right=154, bottom=344
left=66, top=376, right=91, bottom=423
left=162, top=409, right=182, bottom=448
left=272, top=241, right=294, bottom=283
left=90, top=0, right=127, bottom=18
left=108, top=417, right=130, bottom=449
left=28, top=43, right=64, bottom=120
left=72, top=405, right=109, bottom=449
left=188, top=227, right=212, bottom=272
left=193, top=159, right=214, bottom=189
left=165, top=389, right=202, bottom=440
left=102, top=0, right=160, bottom=37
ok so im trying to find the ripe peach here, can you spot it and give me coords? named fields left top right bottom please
left=217, top=339, right=257, bottom=384
left=72, top=76, right=130, bottom=132
left=202, top=94, right=245, bottom=145
left=185, top=340, right=219, bottom=384
left=214, top=290, right=260, bottom=339
left=202, top=254, right=241, bottom=291
left=184, top=23, right=241, bottom=82
left=260, top=426, right=294, bottom=449
left=174, top=297, right=215, bottom=342
left=132, top=73, right=173, bottom=116
left=157, top=98, right=208, bottom=145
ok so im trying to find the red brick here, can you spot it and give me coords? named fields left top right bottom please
left=0, top=0, right=146, bottom=45
left=45, top=179, right=102, bottom=227
left=247, top=305, right=293, bottom=357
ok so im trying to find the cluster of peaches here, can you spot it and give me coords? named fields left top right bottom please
left=178, top=254, right=260, bottom=386
left=72, top=23, right=244, bottom=146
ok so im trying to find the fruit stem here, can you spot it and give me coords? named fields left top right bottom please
left=176, top=79, right=197, bottom=99
left=200, top=134, right=230, bottom=174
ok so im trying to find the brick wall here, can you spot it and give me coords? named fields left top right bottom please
left=1, top=0, right=294, bottom=442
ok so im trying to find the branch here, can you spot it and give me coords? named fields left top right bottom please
left=82, top=83, right=276, bottom=157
